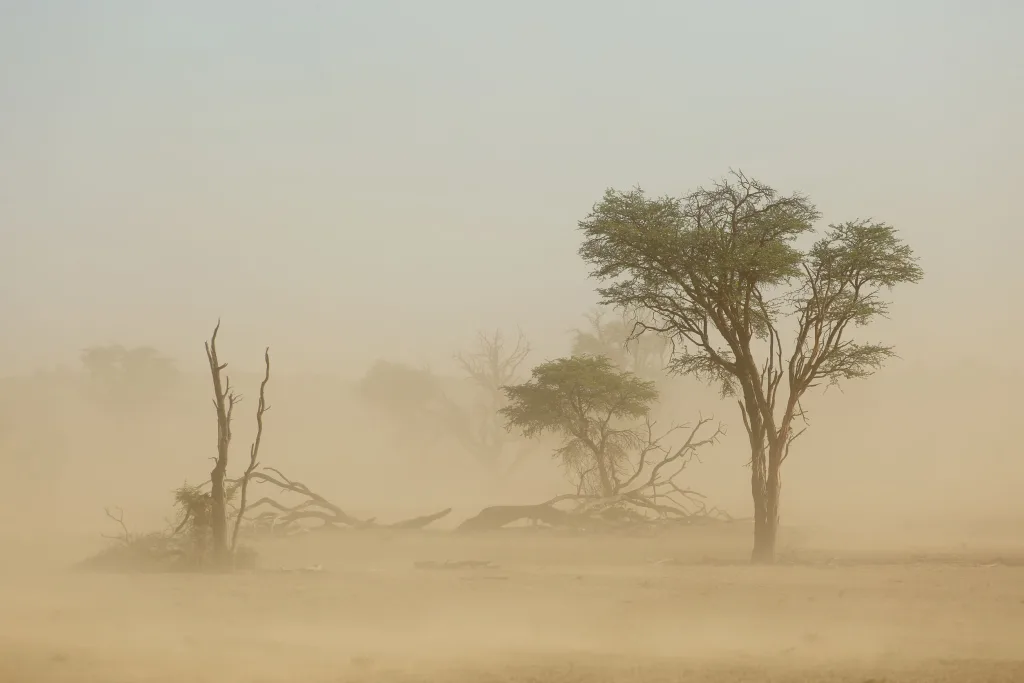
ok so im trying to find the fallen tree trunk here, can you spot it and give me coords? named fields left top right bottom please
left=389, top=507, right=453, bottom=530
left=456, top=503, right=604, bottom=532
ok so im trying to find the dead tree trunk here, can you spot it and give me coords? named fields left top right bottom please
left=205, top=321, right=238, bottom=567
left=231, top=347, right=270, bottom=556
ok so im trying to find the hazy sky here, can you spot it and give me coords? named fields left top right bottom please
left=1, top=1, right=1021, bottom=377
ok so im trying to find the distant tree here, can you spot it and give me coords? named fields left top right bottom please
left=578, top=170, right=923, bottom=562
left=358, top=359, right=444, bottom=421
left=359, top=337, right=533, bottom=472
left=571, top=308, right=668, bottom=379
left=453, top=329, right=531, bottom=469
left=80, top=344, right=178, bottom=409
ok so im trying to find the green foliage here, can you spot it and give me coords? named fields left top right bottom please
left=500, top=355, right=658, bottom=494
left=578, top=171, right=923, bottom=403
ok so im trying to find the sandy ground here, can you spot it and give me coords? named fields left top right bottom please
left=2, top=523, right=1024, bottom=682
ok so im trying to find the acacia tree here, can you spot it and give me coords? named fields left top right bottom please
left=81, top=344, right=178, bottom=409
left=358, top=359, right=465, bottom=461
left=578, top=171, right=923, bottom=563
left=500, top=355, right=722, bottom=519
left=572, top=308, right=668, bottom=379
left=359, top=332, right=532, bottom=472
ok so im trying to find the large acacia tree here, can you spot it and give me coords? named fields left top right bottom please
left=578, top=171, right=923, bottom=563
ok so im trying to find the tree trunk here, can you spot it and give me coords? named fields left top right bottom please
left=751, top=509, right=778, bottom=563
left=204, top=321, right=236, bottom=569
left=751, top=444, right=783, bottom=564
left=750, top=462, right=770, bottom=563
left=594, top=453, right=614, bottom=497
left=210, top=460, right=228, bottom=565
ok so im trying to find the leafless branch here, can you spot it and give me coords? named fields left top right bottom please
left=102, top=506, right=130, bottom=544
left=231, top=347, right=271, bottom=554
left=235, top=467, right=451, bottom=534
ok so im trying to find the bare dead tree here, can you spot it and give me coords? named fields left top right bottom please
left=204, top=320, right=241, bottom=565
left=450, top=328, right=531, bottom=467
left=455, top=328, right=531, bottom=394
left=230, top=347, right=270, bottom=556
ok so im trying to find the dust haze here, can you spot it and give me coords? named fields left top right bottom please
left=2, top=2, right=1024, bottom=682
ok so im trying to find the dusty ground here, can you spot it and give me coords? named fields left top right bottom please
left=2, top=523, right=1024, bottom=682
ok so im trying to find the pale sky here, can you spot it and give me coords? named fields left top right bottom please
left=1, top=0, right=1021, bottom=377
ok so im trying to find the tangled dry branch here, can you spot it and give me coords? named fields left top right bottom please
left=458, top=418, right=734, bottom=532
left=238, top=467, right=452, bottom=536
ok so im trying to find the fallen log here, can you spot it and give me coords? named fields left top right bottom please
left=456, top=503, right=607, bottom=532
left=389, top=507, right=453, bottom=530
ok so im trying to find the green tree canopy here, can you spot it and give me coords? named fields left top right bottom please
left=500, top=355, right=658, bottom=496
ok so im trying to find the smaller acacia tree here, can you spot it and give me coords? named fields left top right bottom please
left=500, top=355, right=722, bottom=519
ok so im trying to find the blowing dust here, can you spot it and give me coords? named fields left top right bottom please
left=2, top=361, right=1023, bottom=683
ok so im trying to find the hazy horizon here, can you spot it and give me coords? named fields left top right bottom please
left=2, top=0, right=1023, bottom=533
left=2, top=1, right=1022, bottom=378
left=4, top=7, right=1024, bottom=680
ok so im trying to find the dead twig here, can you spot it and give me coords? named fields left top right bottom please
left=102, top=506, right=130, bottom=544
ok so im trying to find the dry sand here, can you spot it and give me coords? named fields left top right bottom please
left=2, top=523, right=1024, bottom=682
